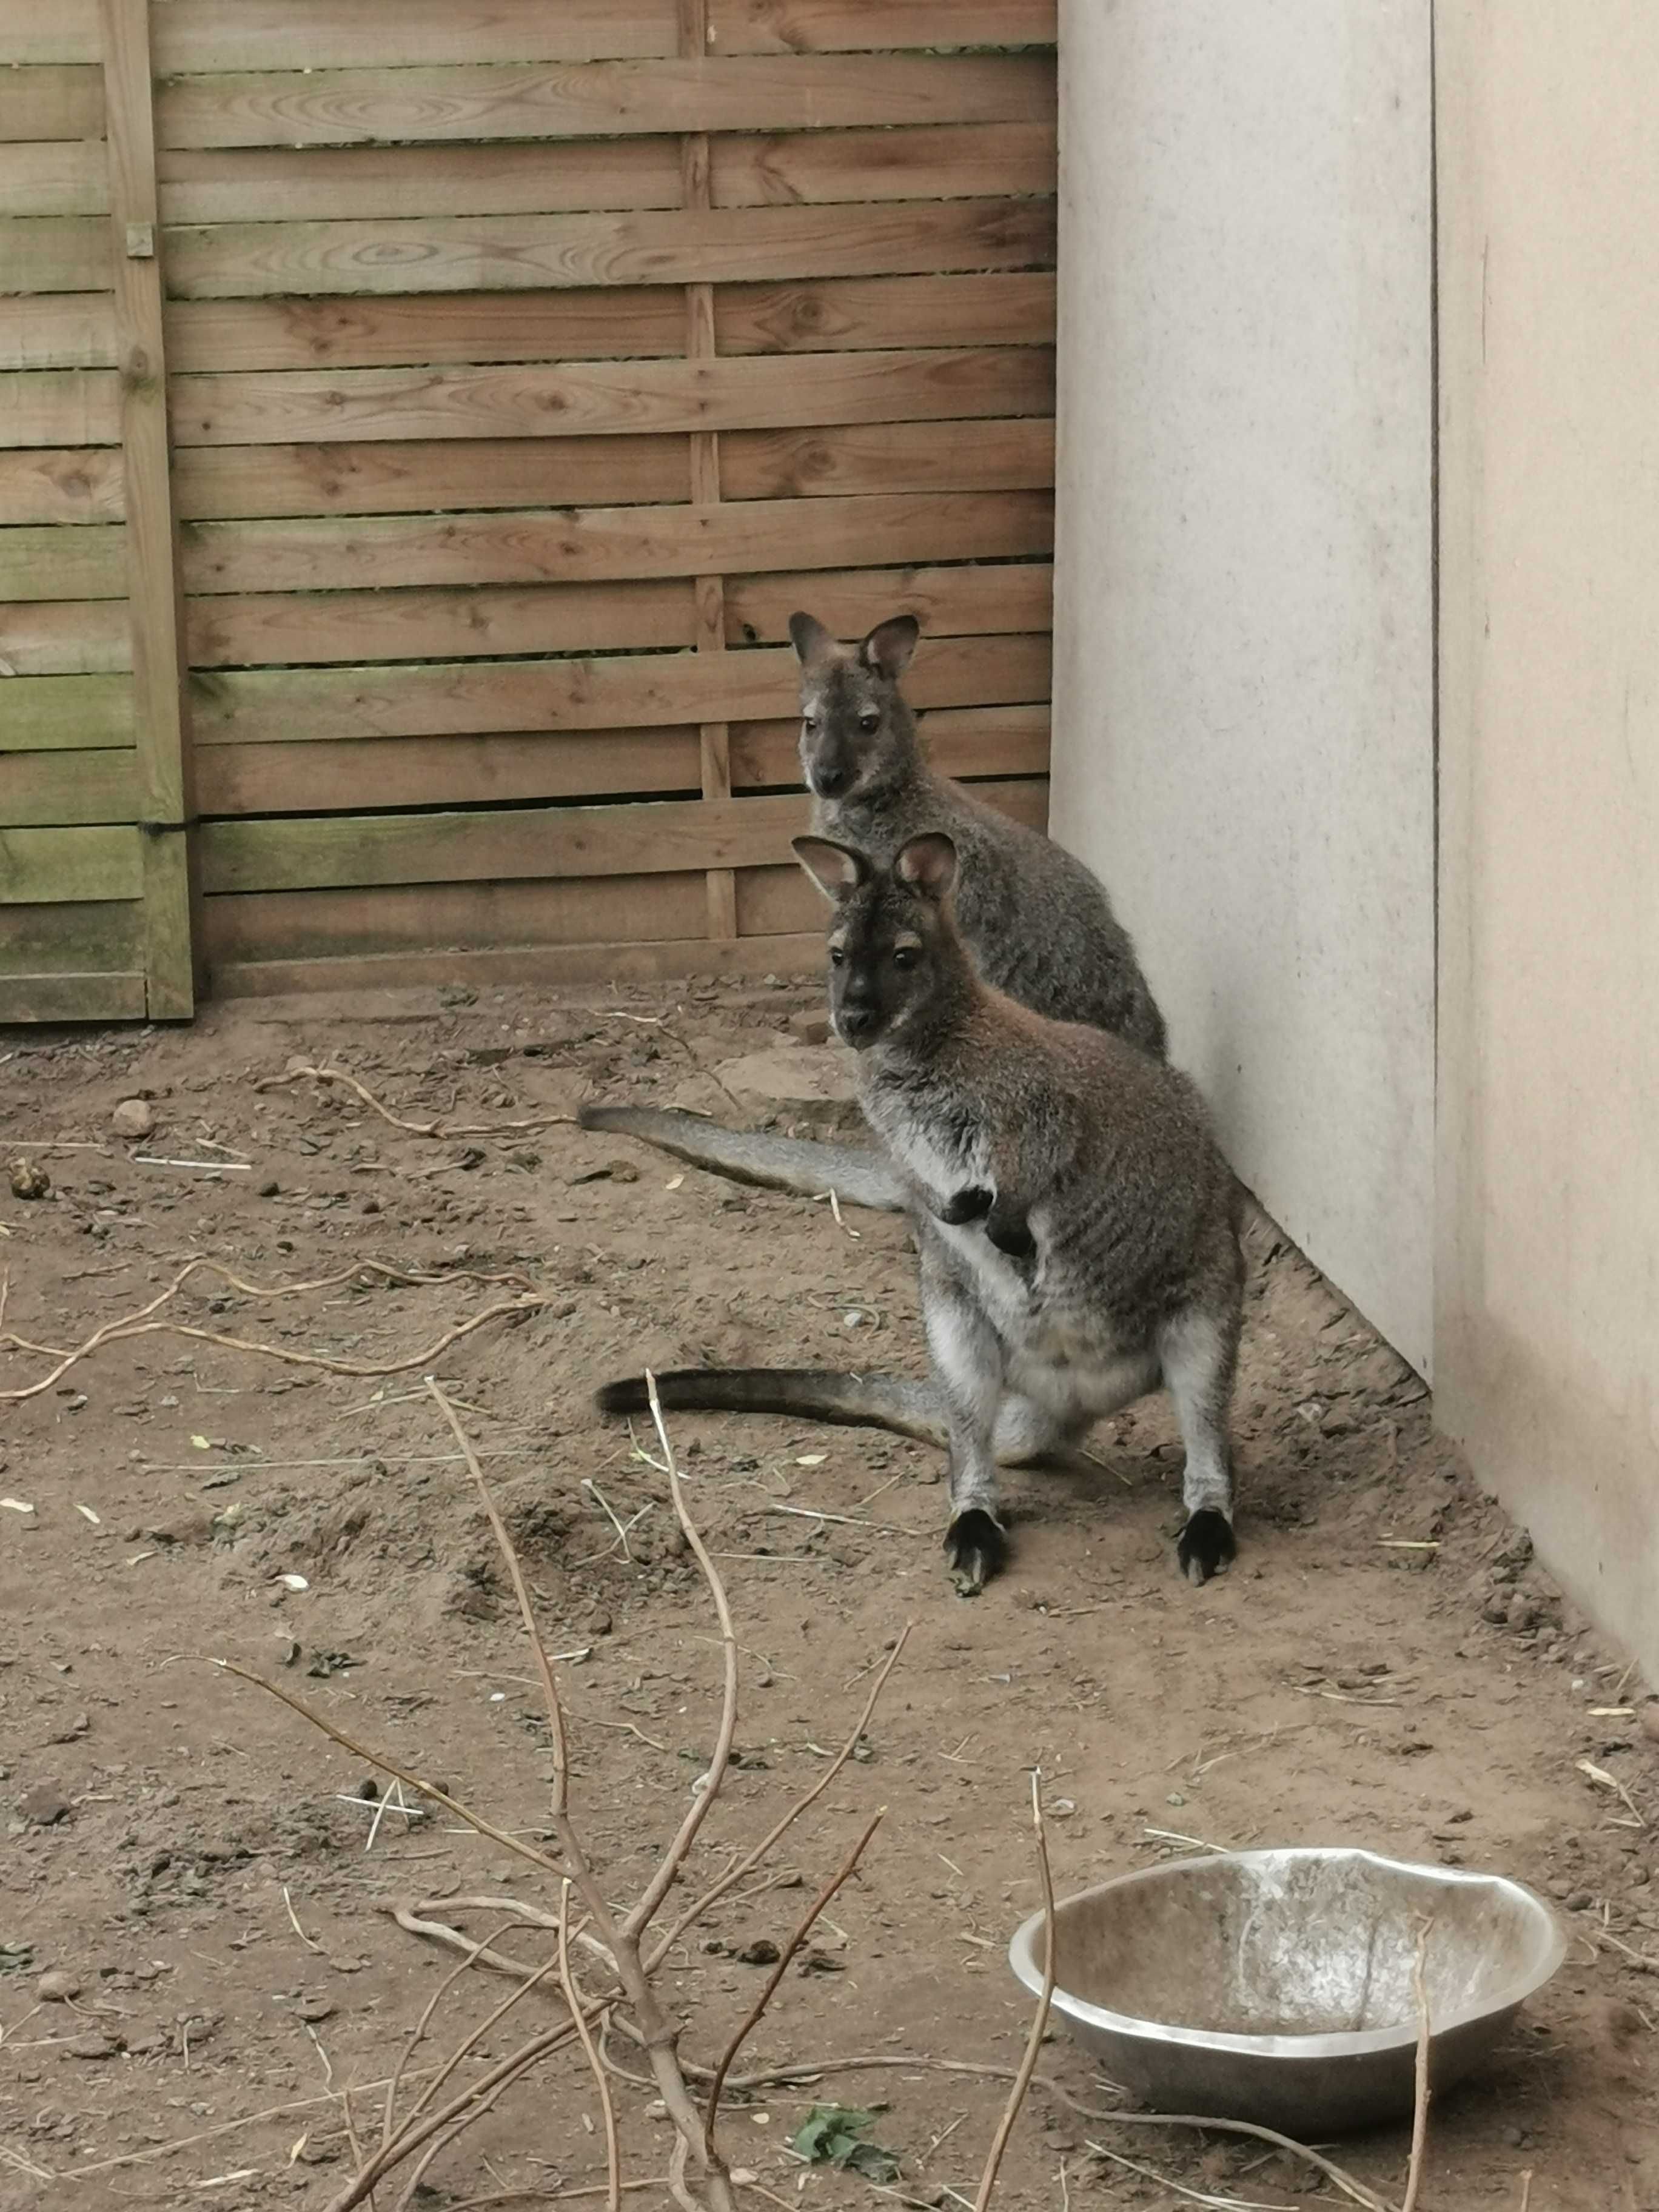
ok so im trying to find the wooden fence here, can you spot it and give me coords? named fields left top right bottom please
left=1, top=0, right=1057, bottom=1019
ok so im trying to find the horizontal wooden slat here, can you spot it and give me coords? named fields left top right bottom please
left=708, top=0, right=1056, bottom=51
left=723, top=417, right=1052, bottom=500
left=188, top=579, right=697, bottom=669
left=0, top=67, right=102, bottom=141
left=0, top=747, right=136, bottom=825
left=725, top=561, right=1051, bottom=646
left=190, top=633, right=1050, bottom=746
left=164, top=289, right=688, bottom=372
left=0, top=523, right=126, bottom=601
left=0, top=141, right=108, bottom=218
left=719, top=270, right=1056, bottom=354
left=0, top=673, right=133, bottom=750
left=734, top=860, right=822, bottom=938
left=196, top=730, right=703, bottom=817
left=0, top=448, right=124, bottom=525
left=712, top=122, right=1053, bottom=206
left=0, top=297, right=116, bottom=372
left=0, top=220, right=109, bottom=297
left=183, top=489, right=1052, bottom=598
left=206, top=873, right=706, bottom=967
left=0, top=597, right=129, bottom=674
left=0, top=822, right=139, bottom=901
left=0, top=970, right=147, bottom=1021
left=164, top=198, right=1054, bottom=299
left=0, top=370, right=121, bottom=447
left=0, top=0, right=96, bottom=61
left=168, top=345, right=1052, bottom=446
left=210, top=930, right=824, bottom=1000
left=158, top=140, right=683, bottom=226
left=152, top=1, right=677, bottom=71
left=199, top=776, right=1047, bottom=895
left=732, top=703, right=1050, bottom=789
left=1, top=894, right=142, bottom=970
left=174, top=435, right=688, bottom=521
left=157, top=55, right=1054, bottom=150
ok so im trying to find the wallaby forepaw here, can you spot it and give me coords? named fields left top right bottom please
left=1177, top=1507, right=1236, bottom=1586
left=936, top=1184, right=993, bottom=1225
left=943, top=1508, right=1007, bottom=1596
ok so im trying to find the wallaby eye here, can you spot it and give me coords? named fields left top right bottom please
left=892, top=947, right=918, bottom=971
left=859, top=711, right=880, bottom=733
left=829, top=947, right=846, bottom=967
left=802, top=715, right=818, bottom=734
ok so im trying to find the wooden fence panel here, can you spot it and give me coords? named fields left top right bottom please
left=4, top=0, right=1056, bottom=1008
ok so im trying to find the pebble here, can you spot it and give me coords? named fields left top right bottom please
left=298, top=1995, right=337, bottom=2023
left=8, top=1158, right=50, bottom=1201
left=110, top=1098, right=154, bottom=1139
left=1640, top=1702, right=1659, bottom=1745
left=18, top=1782, right=72, bottom=1826
left=38, top=1969, right=81, bottom=2003
left=258, top=1179, right=281, bottom=1198
left=733, top=1939, right=781, bottom=1966
left=64, top=2032, right=118, bottom=2060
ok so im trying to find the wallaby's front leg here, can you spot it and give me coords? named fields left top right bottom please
left=930, top=1184, right=993, bottom=1226
left=1159, top=1304, right=1240, bottom=1586
left=919, top=1251, right=1008, bottom=1595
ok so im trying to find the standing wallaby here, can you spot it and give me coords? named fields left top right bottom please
left=599, top=831, right=1243, bottom=1595
left=578, top=612, right=1165, bottom=1210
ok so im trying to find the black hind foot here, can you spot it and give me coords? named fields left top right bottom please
left=1177, top=1507, right=1236, bottom=1586
left=943, top=1507, right=1007, bottom=1596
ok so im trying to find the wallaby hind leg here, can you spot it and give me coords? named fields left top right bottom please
left=1158, top=1304, right=1240, bottom=1587
left=920, top=1256, right=1009, bottom=1597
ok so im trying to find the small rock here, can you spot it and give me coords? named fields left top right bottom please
left=258, top=1179, right=281, bottom=1198
left=1640, top=1702, right=1659, bottom=1745
left=18, top=1783, right=72, bottom=1827
left=297, top=1995, right=337, bottom=2023
left=8, top=1158, right=50, bottom=1201
left=64, top=2032, right=118, bottom=2060
left=47, top=1713, right=90, bottom=1745
left=110, top=1098, right=154, bottom=1139
left=1481, top=1594, right=1509, bottom=1625
left=1506, top=1592, right=1538, bottom=1632
left=1565, top=1889, right=1594, bottom=1912
left=787, top=1009, right=831, bottom=1047
left=37, top=1969, right=81, bottom=2003
left=733, top=1939, right=781, bottom=1966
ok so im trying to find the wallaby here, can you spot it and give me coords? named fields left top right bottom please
left=578, top=611, right=1165, bottom=1210
left=599, top=831, right=1243, bottom=1595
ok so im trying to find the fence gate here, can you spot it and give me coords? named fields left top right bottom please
left=2, top=0, right=1057, bottom=1017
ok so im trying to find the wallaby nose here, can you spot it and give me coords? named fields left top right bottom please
left=837, top=1004, right=879, bottom=1042
left=812, top=764, right=851, bottom=799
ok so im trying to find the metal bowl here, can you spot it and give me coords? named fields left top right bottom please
left=1008, top=1846, right=1566, bottom=2135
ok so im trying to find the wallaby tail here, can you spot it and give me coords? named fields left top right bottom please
left=577, top=1102, right=905, bottom=1212
left=596, top=1367, right=946, bottom=1446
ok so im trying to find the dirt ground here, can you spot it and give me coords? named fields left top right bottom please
left=2, top=979, right=1656, bottom=2212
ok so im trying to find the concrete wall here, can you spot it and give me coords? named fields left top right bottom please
left=1436, top=4, right=1659, bottom=1681
left=1050, top=0, right=1436, bottom=1374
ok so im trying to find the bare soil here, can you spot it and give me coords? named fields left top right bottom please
left=1, top=981, right=1655, bottom=2212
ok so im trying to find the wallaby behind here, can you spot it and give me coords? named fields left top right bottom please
left=600, top=830, right=1243, bottom=1596
left=580, top=611, right=1165, bottom=1208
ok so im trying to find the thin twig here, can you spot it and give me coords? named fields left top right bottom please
left=625, top=1372, right=740, bottom=1942
left=1082, top=2140, right=1281, bottom=2211
left=206, top=1658, right=568, bottom=1885
left=1401, top=1917, right=1434, bottom=2212
left=558, top=1881, right=622, bottom=2212
left=259, top=1062, right=574, bottom=1140
left=383, top=1917, right=525, bottom=2151
left=283, top=1885, right=324, bottom=1954
left=705, top=1809, right=885, bottom=2132
left=974, top=1771, right=1055, bottom=2212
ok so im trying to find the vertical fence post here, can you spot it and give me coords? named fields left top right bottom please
left=680, top=0, right=739, bottom=951
left=99, top=0, right=197, bottom=1019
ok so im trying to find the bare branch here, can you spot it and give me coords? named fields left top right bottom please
left=558, top=1881, right=622, bottom=2212
left=974, top=1771, right=1056, bottom=2210
left=705, top=1809, right=885, bottom=2133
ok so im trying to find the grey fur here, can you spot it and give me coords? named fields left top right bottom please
left=577, top=611, right=1164, bottom=1206
left=601, top=832, right=1244, bottom=1594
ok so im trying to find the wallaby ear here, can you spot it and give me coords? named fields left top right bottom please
left=788, top=611, right=834, bottom=666
left=793, top=836, right=869, bottom=903
left=858, top=613, right=920, bottom=682
left=894, top=832, right=958, bottom=902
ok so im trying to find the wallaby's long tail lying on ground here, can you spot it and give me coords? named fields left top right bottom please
left=577, top=1103, right=906, bottom=1212
left=598, top=1366, right=945, bottom=1444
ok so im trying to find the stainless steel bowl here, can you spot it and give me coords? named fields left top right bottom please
left=1008, top=1846, right=1566, bottom=2135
